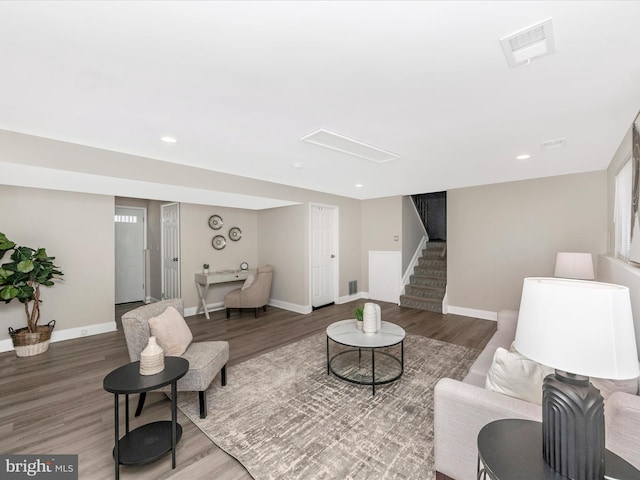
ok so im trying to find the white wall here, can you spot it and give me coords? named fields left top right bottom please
left=447, top=171, right=608, bottom=315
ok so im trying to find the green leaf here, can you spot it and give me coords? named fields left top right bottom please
left=0, top=285, right=18, bottom=301
left=17, top=260, right=34, bottom=273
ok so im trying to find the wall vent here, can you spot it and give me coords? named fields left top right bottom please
left=500, top=18, right=555, bottom=68
left=348, top=280, right=358, bottom=295
left=541, top=138, right=567, bottom=150
left=301, top=129, right=400, bottom=163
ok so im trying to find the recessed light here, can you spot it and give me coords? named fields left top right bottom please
left=516, top=154, right=531, bottom=160
left=161, top=136, right=177, bottom=143
left=292, top=162, right=303, bottom=169
left=355, top=184, right=364, bottom=188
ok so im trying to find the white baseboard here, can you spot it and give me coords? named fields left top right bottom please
left=336, top=292, right=368, bottom=304
left=184, top=301, right=225, bottom=317
left=269, top=299, right=312, bottom=315
left=446, top=305, right=497, bottom=321
left=0, top=321, right=118, bottom=353
left=185, top=298, right=312, bottom=317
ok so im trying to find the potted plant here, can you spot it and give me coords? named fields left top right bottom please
left=203, top=263, right=210, bottom=274
left=0, top=232, right=63, bottom=357
left=354, top=305, right=364, bottom=330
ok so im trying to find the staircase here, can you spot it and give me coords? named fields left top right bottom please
left=400, top=241, right=446, bottom=313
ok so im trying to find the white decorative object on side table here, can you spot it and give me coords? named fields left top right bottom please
left=140, top=336, right=165, bottom=375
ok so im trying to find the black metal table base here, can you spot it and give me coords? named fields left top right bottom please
left=326, top=337, right=404, bottom=395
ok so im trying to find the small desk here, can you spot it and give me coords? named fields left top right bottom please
left=103, top=357, right=189, bottom=480
left=477, top=418, right=640, bottom=480
left=195, top=270, right=249, bottom=319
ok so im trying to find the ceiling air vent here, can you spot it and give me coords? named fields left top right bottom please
left=541, top=138, right=567, bottom=150
left=500, top=18, right=555, bottom=68
left=300, top=129, right=400, bottom=164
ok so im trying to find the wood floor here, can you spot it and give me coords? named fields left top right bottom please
left=0, top=300, right=495, bottom=480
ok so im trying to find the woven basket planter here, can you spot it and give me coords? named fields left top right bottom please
left=8, top=320, right=56, bottom=357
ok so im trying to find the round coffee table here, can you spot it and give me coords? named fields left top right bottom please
left=326, top=319, right=405, bottom=395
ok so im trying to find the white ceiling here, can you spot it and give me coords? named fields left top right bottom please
left=2, top=1, right=640, bottom=201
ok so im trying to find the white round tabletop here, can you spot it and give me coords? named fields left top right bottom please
left=326, top=319, right=406, bottom=348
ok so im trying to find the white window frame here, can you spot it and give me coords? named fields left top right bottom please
left=614, top=156, right=633, bottom=262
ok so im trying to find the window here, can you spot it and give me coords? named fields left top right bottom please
left=614, top=158, right=632, bottom=261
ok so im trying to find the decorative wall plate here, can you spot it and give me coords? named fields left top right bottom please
left=212, top=235, right=227, bottom=250
left=240, top=262, right=249, bottom=270
left=208, top=215, right=223, bottom=230
left=229, top=227, right=242, bottom=241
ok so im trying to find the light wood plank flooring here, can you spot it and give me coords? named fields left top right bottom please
left=0, top=301, right=495, bottom=480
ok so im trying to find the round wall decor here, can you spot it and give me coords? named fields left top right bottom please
left=208, top=215, right=223, bottom=230
left=212, top=235, right=227, bottom=250
left=240, top=262, right=249, bottom=270
left=229, top=227, right=242, bottom=241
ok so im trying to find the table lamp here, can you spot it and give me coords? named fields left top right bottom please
left=554, top=252, right=595, bottom=280
left=514, top=277, right=639, bottom=480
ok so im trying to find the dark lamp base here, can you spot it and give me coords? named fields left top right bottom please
left=542, top=370, right=605, bottom=480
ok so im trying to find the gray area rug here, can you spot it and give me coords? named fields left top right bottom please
left=177, top=333, right=479, bottom=480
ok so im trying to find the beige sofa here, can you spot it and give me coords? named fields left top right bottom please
left=434, top=310, right=640, bottom=480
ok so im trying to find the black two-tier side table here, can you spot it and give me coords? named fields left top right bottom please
left=103, top=357, right=189, bottom=480
left=477, top=418, right=640, bottom=480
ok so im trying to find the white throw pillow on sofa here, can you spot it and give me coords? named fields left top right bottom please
left=485, top=347, right=554, bottom=405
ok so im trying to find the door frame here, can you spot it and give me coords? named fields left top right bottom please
left=308, top=203, right=339, bottom=308
left=114, top=205, right=147, bottom=304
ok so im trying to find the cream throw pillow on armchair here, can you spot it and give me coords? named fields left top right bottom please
left=148, top=306, right=193, bottom=356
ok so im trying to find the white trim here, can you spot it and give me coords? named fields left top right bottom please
left=446, top=305, right=497, bottom=321
left=0, top=321, right=118, bottom=353
left=401, top=236, right=427, bottom=294
left=184, top=301, right=225, bottom=317
left=336, top=291, right=369, bottom=304
left=268, top=299, right=312, bottom=315
left=442, top=288, right=448, bottom=314
left=184, top=298, right=313, bottom=317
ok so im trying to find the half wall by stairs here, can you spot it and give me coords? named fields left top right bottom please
left=400, top=241, right=446, bottom=313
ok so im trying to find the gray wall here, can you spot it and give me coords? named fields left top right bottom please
left=0, top=185, right=115, bottom=342
left=360, top=196, right=402, bottom=291
left=180, top=203, right=259, bottom=309
left=447, top=171, right=608, bottom=314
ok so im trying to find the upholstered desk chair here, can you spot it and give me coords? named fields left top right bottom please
left=224, top=265, right=273, bottom=318
left=121, top=298, right=229, bottom=418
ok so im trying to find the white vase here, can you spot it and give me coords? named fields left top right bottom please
left=363, top=302, right=381, bottom=334
left=203, top=268, right=209, bottom=275
left=356, top=320, right=363, bottom=330
left=140, top=336, right=165, bottom=375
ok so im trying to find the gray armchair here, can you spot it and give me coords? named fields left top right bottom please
left=121, top=298, right=229, bottom=418
left=224, top=265, right=273, bottom=318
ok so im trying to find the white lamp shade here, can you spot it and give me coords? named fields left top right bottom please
left=514, top=277, right=639, bottom=379
left=554, top=252, right=594, bottom=279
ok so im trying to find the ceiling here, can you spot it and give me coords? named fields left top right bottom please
left=2, top=1, right=640, bottom=201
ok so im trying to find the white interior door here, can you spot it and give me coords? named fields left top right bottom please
left=310, top=204, right=338, bottom=308
left=115, top=207, right=146, bottom=304
left=161, top=203, right=180, bottom=299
